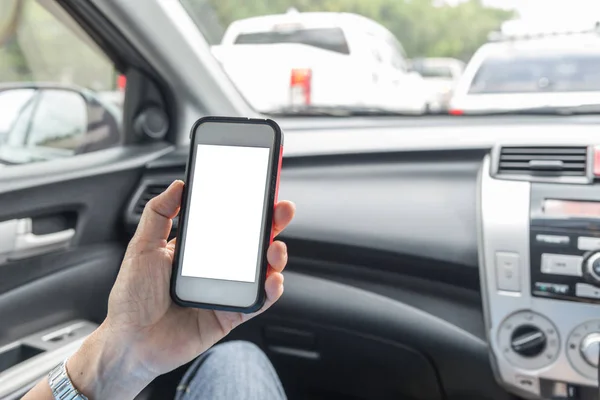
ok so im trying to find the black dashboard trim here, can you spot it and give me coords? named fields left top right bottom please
left=134, top=148, right=485, bottom=281
left=269, top=271, right=510, bottom=400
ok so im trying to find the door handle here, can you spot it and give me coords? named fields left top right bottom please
left=0, top=218, right=75, bottom=262
left=13, top=218, right=75, bottom=259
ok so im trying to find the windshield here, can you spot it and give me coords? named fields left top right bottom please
left=180, top=0, right=600, bottom=116
left=469, top=52, right=600, bottom=94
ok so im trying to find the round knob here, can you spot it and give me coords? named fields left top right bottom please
left=580, top=333, right=600, bottom=367
left=510, top=325, right=547, bottom=357
left=582, top=252, right=600, bottom=286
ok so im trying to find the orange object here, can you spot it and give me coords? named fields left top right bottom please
left=290, top=68, right=312, bottom=105
left=117, top=74, right=127, bottom=90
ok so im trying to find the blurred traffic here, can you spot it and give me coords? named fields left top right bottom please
left=207, top=9, right=600, bottom=116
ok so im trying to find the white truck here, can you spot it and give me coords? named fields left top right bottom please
left=211, top=10, right=430, bottom=115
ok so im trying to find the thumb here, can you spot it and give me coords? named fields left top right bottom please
left=132, top=180, right=184, bottom=249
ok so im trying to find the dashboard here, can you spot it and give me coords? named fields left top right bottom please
left=126, top=115, right=600, bottom=400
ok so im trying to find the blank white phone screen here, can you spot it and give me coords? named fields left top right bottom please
left=181, top=144, right=270, bottom=282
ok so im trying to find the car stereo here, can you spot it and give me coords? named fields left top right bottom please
left=530, top=199, right=600, bottom=304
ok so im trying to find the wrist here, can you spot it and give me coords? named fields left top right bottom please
left=66, top=322, right=155, bottom=399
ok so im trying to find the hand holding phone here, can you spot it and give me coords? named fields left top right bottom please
left=46, top=164, right=294, bottom=398
left=171, top=117, right=284, bottom=312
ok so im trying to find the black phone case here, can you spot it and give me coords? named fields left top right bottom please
left=170, top=116, right=284, bottom=313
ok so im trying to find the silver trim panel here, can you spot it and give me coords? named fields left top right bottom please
left=478, top=155, right=599, bottom=398
left=0, top=320, right=97, bottom=399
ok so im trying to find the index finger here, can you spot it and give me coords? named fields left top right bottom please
left=272, top=200, right=295, bottom=237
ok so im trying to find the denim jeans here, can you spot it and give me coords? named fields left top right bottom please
left=175, top=341, right=287, bottom=400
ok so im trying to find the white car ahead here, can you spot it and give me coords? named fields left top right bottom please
left=211, top=10, right=429, bottom=115
left=450, top=30, right=600, bottom=114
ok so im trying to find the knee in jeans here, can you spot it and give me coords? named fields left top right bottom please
left=176, top=340, right=285, bottom=400
left=211, top=340, right=265, bottom=362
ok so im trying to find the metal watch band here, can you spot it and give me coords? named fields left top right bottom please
left=48, top=359, right=89, bottom=400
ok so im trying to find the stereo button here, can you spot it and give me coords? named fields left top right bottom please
left=577, top=236, right=600, bottom=251
left=496, top=252, right=521, bottom=292
left=541, top=254, right=582, bottom=277
left=575, top=283, right=600, bottom=299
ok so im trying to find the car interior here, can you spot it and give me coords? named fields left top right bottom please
left=1, top=1, right=600, bottom=400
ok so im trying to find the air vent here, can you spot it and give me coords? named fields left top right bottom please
left=133, top=183, right=169, bottom=216
left=497, top=146, right=588, bottom=178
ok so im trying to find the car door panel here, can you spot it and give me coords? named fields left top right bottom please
left=0, top=144, right=171, bottom=348
left=0, top=245, right=120, bottom=346
left=0, top=243, right=121, bottom=295
left=0, top=0, right=181, bottom=396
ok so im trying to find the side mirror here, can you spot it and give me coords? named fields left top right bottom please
left=26, top=89, right=89, bottom=151
left=0, top=85, right=120, bottom=165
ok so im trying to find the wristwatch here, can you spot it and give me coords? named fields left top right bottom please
left=48, top=360, right=89, bottom=400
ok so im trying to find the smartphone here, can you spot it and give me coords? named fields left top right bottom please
left=170, top=116, right=284, bottom=313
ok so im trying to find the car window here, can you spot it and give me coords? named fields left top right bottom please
left=0, top=0, right=122, bottom=165
left=27, top=90, right=87, bottom=150
left=234, top=27, right=350, bottom=54
left=469, top=53, right=600, bottom=94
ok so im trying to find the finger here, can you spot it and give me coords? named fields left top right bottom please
left=267, top=241, right=288, bottom=273
left=133, top=180, right=184, bottom=249
left=262, top=272, right=285, bottom=312
left=272, top=201, right=295, bottom=237
left=241, top=272, right=284, bottom=323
